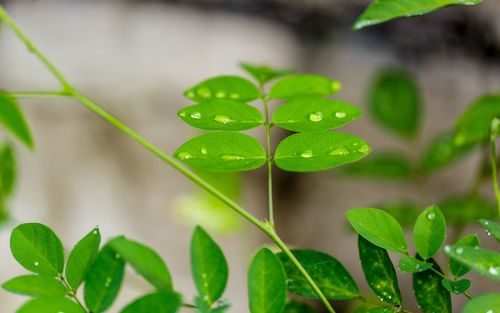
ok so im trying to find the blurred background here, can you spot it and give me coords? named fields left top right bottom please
left=1, top=0, right=500, bottom=312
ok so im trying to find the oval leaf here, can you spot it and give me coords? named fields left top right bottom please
left=272, top=97, right=361, bottom=132
left=445, top=245, right=500, bottom=281
left=120, top=292, right=181, bottom=313
left=240, top=63, right=293, bottom=85
left=462, top=293, right=500, bottom=313
left=269, top=74, right=341, bottom=100
left=10, top=223, right=64, bottom=276
left=17, top=296, right=84, bottom=313
left=441, top=278, right=471, bottom=295
left=184, top=76, right=260, bottom=102
left=413, top=205, right=446, bottom=260
left=342, top=152, right=412, bottom=180
left=274, top=131, right=371, bottom=172
left=2, top=275, right=66, bottom=297
left=368, top=69, right=420, bottom=138
left=413, top=258, right=452, bottom=313
left=248, top=248, right=286, bottom=313
left=399, top=256, right=433, bottom=273
left=178, top=100, right=264, bottom=131
left=277, top=249, right=359, bottom=300
left=191, top=226, right=229, bottom=306
left=0, top=143, right=16, bottom=198
left=0, top=93, right=34, bottom=148
left=479, top=219, right=500, bottom=242
left=353, top=0, right=483, bottom=30
left=175, top=133, right=266, bottom=172
left=449, top=234, right=480, bottom=277
left=358, top=236, right=401, bottom=305
left=66, top=227, right=101, bottom=290
left=84, top=246, right=125, bottom=313
left=110, top=237, right=172, bottom=291
left=346, top=208, right=407, bottom=253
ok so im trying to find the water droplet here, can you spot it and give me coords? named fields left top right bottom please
left=201, top=148, right=208, bottom=155
left=177, top=152, right=193, bottom=160
left=335, top=111, right=346, bottom=119
left=214, top=115, right=232, bottom=124
left=220, top=154, right=245, bottom=161
left=488, top=267, right=499, bottom=276
left=329, top=148, right=349, bottom=156
left=309, top=112, right=323, bottom=122
left=300, top=150, right=313, bottom=158
left=34, top=261, right=39, bottom=266
left=186, top=91, right=196, bottom=98
left=215, top=91, right=226, bottom=98
left=197, top=87, right=212, bottom=98
left=93, top=229, right=99, bottom=235
left=190, top=112, right=202, bottom=119
left=456, top=247, right=463, bottom=255
left=229, top=93, right=240, bottom=99
left=484, top=221, right=489, bottom=225
left=427, top=212, right=435, bottom=220
left=105, top=277, right=112, bottom=287
left=486, top=310, right=493, bottom=313
left=444, top=245, right=451, bottom=253
left=358, top=143, right=370, bottom=154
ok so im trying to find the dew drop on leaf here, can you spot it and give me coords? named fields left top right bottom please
left=177, top=152, right=193, bottom=160
left=426, top=212, right=435, bottom=220
left=200, top=148, right=208, bottom=155
left=213, top=115, right=233, bottom=124
left=335, top=111, right=347, bottom=119
left=190, top=112, right=202, bottom=119
left=300, top=150, right=313, bottom=158
left=309, top=112, right=323, bottom=122
left=456, top=247, right=463, bottom=255
left=215, top=91, right=226, bottom=98
left=34, top=261, right=39, bottom=266
left=197, top=87, right=212, bottom=98
left=488, top=267, right=499, bottom=276
left=220, top=154, right=245, bottom=161
left=329, top=148, right=349, bottom=156
left=229, top=93, right=240, bottom=99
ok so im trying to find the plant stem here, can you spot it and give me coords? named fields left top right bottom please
left=59, top=275, right=89, bottom=313
left=7, top=90, right=69, bottom=98
left=261, top=88, right=275, bottom=226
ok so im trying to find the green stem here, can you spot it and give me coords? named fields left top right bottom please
left=8, top=90, right=68, bottom=98
left=59, top=275, right=89, bottom=313
left=490, top=134, right=500, bottom=219
left=261, top=89, right=275, bottom=226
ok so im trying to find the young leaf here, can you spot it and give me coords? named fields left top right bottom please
left=191, top=226, right=229, bottom=306
left=421, top=131, right=475, bottom=173
left=0, top=93, right=34, bottom=148
left=358, top=236, right=401, bottom=305
left=248, top=248, right=286, bottom=313
left=0, top=143, right=16, bottom=198
left=479, top=219, right=500, bottom=242
left=413, top=205, right=446, bottom=260
left=341, top=152, right=412, bottom=180
left=110, top=237, right=173, bottom=291
left=240, top=62, right=293, bottom=85
left=368, top=69, right=420, bottom=138
left=353, top=0, right=483, bottom=30
left=269, top=74, right=341, bottom=100
left=178, top=100, right=264, bottom=131
left=17, top=296, right=85, bottom=313
left=445, top=245, right=500, bottom=281
left=449, top=234, right=480, bottom=277
left=66, top=227, right=101, bottom=290
left=399, top=256, right=433, bottom=273
left=175, top=133, right=266, bottom=172
left=184, top=76, right=260, bottom=102
left=120, top=292, right=181, bottom=313
left=272, top=97, right=362, bottom=132
left=277, top=249, right=359, bottom=300
left=441, top=278, right=471, bottom=294
left=84, top=246, right=125, bottom=313
left=346, top=208, right=407, bottom=253
left=2, top=275, right=67, bottom=297
left=462, top=293, right=500, bottom=313
left=413, top=258, right=452, bottom=313
left=274, top=131, right=371, bottom=172
left=282, top=300, right=317, bottom=313
left=10, top=223, right=64, bottom=276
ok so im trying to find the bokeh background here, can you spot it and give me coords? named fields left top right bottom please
left=1, top=0, right=500, bottom=312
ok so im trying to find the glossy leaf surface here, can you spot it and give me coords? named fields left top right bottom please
left=269, top=74, right=341, bottom=100
left=399, top=256, right=433, bottom=273
left=413, top=258, right=452, bottom=313
left=120, top=292, right=181, bottom=313
left=66, top=227, right=101, bottom=290
left=282, top=300, right=317, bottom=313
left=462, top=293, right=500, bottom=313
left=479, top=219, right=500, bottom=242
left=274, top=131, right=370, bottom=172
left=413, top=205, right=446, bottom=259
left=184, top=76, right=260, bottom=102
left=2, top=275, right=66, bottom=297
left=0, top=93, right=33, bottom=148
left=445, top=245, right=500, bottom=281
left=441, top=278, right=471, bottom=294
left=449, top=234, right=480, bottom=277
left=240, top=63, right=293, bottom=85
left=342, top=152, right=412, bottom=180
left=17, top=296, right=84, bottom=313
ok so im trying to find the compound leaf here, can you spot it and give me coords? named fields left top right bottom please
left=17, top=296, right=84, bottom=313
left=274, top=131, right=371, bottom=172
left=413, top=205, right=446, bottom=259
left=399, top=256, right=433, bottom=273
left=175, top=133, right=266, bottom=172
left=269, top=74, right=341, bottom=100
left=441, top=278, right=471, bottom=294
left=479, top=219, right=500, bottom=242
left=449, top=234, right=480, bottom=277
left=462, top=293, right=500, bottom=313
left=2, top=275, right=66, bottom=297
left=120, top=292, right=181, bottom=313
left=66, top=227, right=101, bottom=290
left=413, top=258, right=452, bottom=313
left=0, top=93, right=33, bottom=148
left=240, top=62, right=293, bottom=85
left=445, top=245, right=500, bottom=281
left=342, top=152, right=412, bottom=180
left=184, top=76, right=260, bottom=102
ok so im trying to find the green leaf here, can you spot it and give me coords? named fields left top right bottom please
left=17, top=296, right=84, bottom=313
left=367, top=307, right=398, bottom=313
left=377, top=201, right=420, bottom=227
left=66, top=227, right=101, bottom=290
left=269, top=74, right=342, bottom=100
left=455, top=94, right=500, bottom=146
left=353, top=0, right=483, bottom=30
left=110, top=237, right=172, bottom=291
left=84, top=245, right=125, bottom=313
left=191, top=226, right=228, bottom=306
left=0, top=93, right=34, bottom=148
left=120, top=292, right=181, bottom=313
left=445, top=245, right=500, bottom=281
left=413, top=205, right=446, bottom=259
left=439, top=195, right=496, bottom=225
left=368, top=69, right=421, bottom=138
left=421, top=132, right=475, bottom=172
left=441, top=278, right=471, bottom=294
left=10, top=223, right=64, bottom=276
left=341, top=152, right=412, bottom=180
left=272, top=97, right=362, bottom=132
left=175, top=133, right=266, bottom=172
left=184, top=76, right=260, bottom=102
left=240, top=63, right=293, bottom=85
left=2, top=275, right=67, bottom=297
left=248, top=248, right=286, bottom=313
left=399, top=256, right=433, bottom=273
left=282, top=300, right=317, bottom=313
left=274, top=131, right=371, bottom=172
left=449, top=234, right=480, bottom=277
left=195, top=296, right=231, bottom=313
left=0, top=143, right=16, bottom=198
left=358, top=236, right=401, bottom=305
left=413, top=258, right=452, bottom=313
left=479, top=219, right=500, bottom=242
left=462, top=293, right=500, bottom=313
left=277, top=249, right=359, bottom=300
left=346, top=208, right=407, bottom=253
left=177, top=100, right=264, bottom=131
